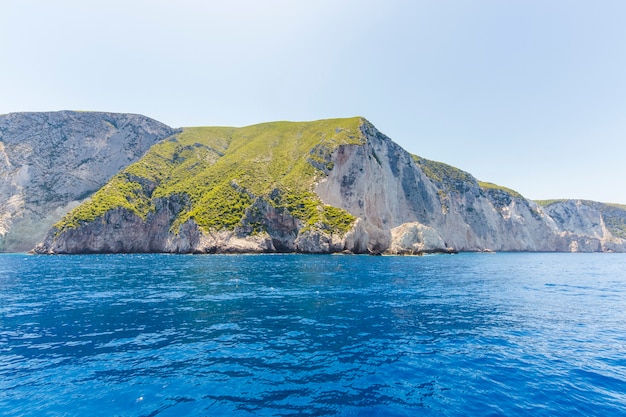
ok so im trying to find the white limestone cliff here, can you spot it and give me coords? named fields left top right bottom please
left=22, top=114, right=626, bottom=254
left=0, top=111, right=176, bottom=252
left=316, top=120, right=626, bottom=253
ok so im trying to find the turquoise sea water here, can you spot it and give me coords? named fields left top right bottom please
left=1, top=253, right=626, bottom=416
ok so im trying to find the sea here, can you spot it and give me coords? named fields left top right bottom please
left=1, top=252, right=625, bottom=416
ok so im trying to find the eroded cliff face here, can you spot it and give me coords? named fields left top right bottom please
left=315, top=121, right=446, bottom=253
left=0, top=111, right=176, bottom=252
left=541, top=200, right=626, bottom=252
left=315, top=121, right=626, bottom=253
left=36, top=192, right=326, bottom=254
left=315, top=121, right=540, bottom=252
left=31, top=116, right=626, bottom=254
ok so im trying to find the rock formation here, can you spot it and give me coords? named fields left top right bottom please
left=0, top=111, right=176, bottom=252
left=28, top=115, right=626, bottom=254
left=316, top=120, right=626, bottom=253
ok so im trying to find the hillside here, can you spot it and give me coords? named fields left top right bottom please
left=36, top=118, right=365, bottom=253
left=0, top=111, right=176, bottom=252
left=32, top=116, right=626, bottom=254
left=538, top=200, right=626, bottom=243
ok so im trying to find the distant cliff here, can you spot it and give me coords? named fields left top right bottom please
left=538, top=199, right=626, bottom=252
left=0, top=111, right=176, bottom=252
left=30, top=116, right=626, bottom=254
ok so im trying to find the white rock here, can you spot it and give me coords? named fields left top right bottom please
left=0, top=111, right=175, bottom=252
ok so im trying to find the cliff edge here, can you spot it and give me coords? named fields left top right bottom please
left=32, top=117, right=626, bottom=254
left=0, top=111, right=176, bottom=252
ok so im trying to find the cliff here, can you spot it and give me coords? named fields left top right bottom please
left=0, top=111, right=176, bottom=252
left=34, top=119, right=362, bottom=254
left=31, top=116, right=626, bottom=254
left=538, top=199, right=626, bottom=252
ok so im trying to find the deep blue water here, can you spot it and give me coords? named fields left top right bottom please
left=1, top=253, right=626, bottom=416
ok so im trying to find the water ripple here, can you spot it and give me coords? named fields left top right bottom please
left=1, top=253, right=626, bottom=416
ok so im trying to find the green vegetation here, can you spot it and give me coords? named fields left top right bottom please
left=533, top=199, right=626, bottom=239
left=605, top=202, right=626, bottom=210
left=57, top=173, right=152, bottom=230
left=536, top=199, right=626, bottom=210
left=322, top=205, right=356, bottom=234
left=605, top=216, right=626, bottom=239
left=55, top=117, right=364, bottom=235
left=410, top=155, right=478, bottom=211
left=412, top=155, right=525, bottom=200
left=411, top=155, right=474, bottom=185
left=534, top=199, right=567, bottom=207
left=478, top=181, right=524, bottom=199
left=411, top=154, right=528, bottom=210
left=411, top=154, right=477, bottom=203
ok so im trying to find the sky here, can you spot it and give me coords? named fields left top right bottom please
left=2, top=0, right=625, bottom=204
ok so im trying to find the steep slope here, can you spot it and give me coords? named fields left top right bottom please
left=315, top=123, right=625, bottom=253
left=35, top=118, right=363, bottom=253
left=537, top=200, right=626, bottom=252
left=34, top=116, right=626, bottom=254
left=0, top=111, right=176, bottom=252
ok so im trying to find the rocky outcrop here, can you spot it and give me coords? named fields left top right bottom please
left=27, top=115, right=626, bottom=254
left=388, top=223, right=450, bottom=255
left=0, top=111, right=176, bottom=252
left=34, top=192, right=348, bottom=254
left=315, top=121, right=442, bottom=253
left=315, top=120, right=626, bottom=253
left=541, top=200, right=626, bottom=252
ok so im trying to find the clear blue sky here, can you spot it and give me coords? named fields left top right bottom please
left=2, top=0, right=625, bottom=204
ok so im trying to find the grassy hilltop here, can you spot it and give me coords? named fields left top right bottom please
left=55, top=117, right=366, bottom=236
